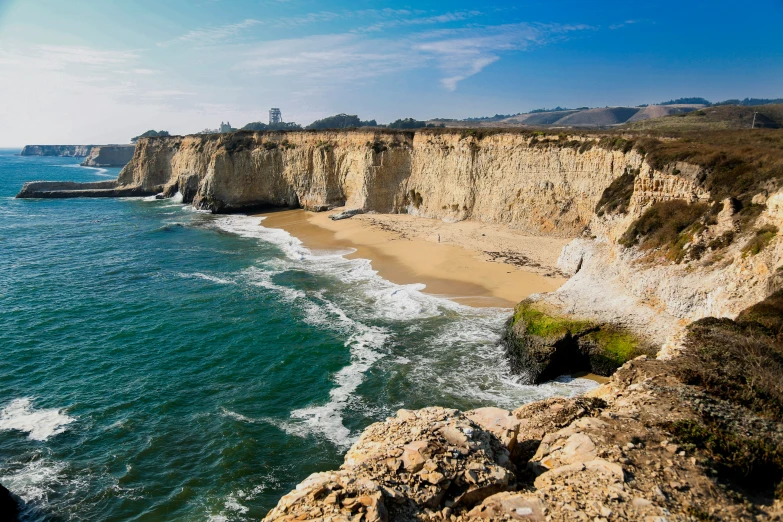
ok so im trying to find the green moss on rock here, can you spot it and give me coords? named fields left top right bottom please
left=511, top=301, right=593, bottom=338
left=504, top=300, right=652, bottom=383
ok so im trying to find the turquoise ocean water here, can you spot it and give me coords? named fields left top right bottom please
left=0, top=149, right=596, bottom=521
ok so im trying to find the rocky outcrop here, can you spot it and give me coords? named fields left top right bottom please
left=0, top=483, right=19, bottom=521
left=80, top=145, right=135, bottom=167
left=264, top=354, right=783, bottom=521
left=16, top=180, right=153, bottom=198
left=503, top=300, right=655, bottom=383
left=20, top=145, right=94, bottom=157
left=264, top=407, right=515, bottom=522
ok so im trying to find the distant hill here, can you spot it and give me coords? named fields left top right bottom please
left=430, top=105, right=707, bottom=129
left=426, top=97, right=782, bottom=129
left=623, top=104, right=783, bottom=131
left=468, top=105, right=702, bottom=128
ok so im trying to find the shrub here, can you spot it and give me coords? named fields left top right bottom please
left=708, top=231, right=734, bottom=250
left=742, top=224, right=778, bottom=256
left=369, top=140, right=387, bottom=154
left=406, top=189, right=423, bottom=209
left=619, top=200, right=708, bottom=260
left=668, top=418, right=783, bottom=498
left=675, top=316, right=783, bottom=420
left=595, top=171, right=637, bottom=216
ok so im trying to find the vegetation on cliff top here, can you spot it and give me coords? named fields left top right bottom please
left=666, top=291, right=783, bottom=498
left=131, top=129, right=169, bottom=142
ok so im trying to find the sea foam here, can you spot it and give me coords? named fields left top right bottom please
left=0, top=398, right=75, bottom=441
left=206, top=213, right=599, bottom=445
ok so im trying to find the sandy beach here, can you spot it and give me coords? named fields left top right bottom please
left=258, top=209, right=571, bottom=308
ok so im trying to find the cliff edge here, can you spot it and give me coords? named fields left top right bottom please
left=80, top=144, right=135, bottom=167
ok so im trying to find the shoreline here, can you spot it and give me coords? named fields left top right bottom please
left=257, top=208, right=569, bottom=309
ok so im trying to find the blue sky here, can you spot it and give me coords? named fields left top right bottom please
left=1, top=0, right=782, bottom=145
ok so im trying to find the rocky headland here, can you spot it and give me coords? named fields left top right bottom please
left=18, top=144, right=135, bottom=167
left=16, top=128, right=783, bottom=519
left=19, top=144, right=95, bottom=157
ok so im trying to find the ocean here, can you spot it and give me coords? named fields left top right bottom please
left=0, top=149, right=596, bottom=521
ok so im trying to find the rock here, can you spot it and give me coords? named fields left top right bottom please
left=329, top=209, right=364, bottom=220
left=468, top=492, right=546, bottom=520
left=264, top=407, right=514, bottom=521
left=465, top=407, right=521, bottom=452
left=80, top=145, right=135, bottom=167
left=752, top=192, right=768, bottom=205
left=0, top=484, right=19, bottom=521
left=401, top=441, right=429, bottom=472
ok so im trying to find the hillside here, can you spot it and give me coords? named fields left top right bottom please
left=624, top=104, right=783, bottom=130
left=430, top=105, right=705, bottom=129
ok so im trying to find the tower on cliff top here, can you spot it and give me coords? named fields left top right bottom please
left=269, top=108, right=282, bottom=125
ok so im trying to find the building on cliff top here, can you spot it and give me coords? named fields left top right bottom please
left=269, top=108, right=282, bottom=125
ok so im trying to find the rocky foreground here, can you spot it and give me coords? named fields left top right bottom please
left=264, top=301, right=783, bottom=521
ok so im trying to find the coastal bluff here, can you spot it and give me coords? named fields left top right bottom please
left=19, top=143, right=135, bottom=167
left=17, top=129, right=783, bottom=339
left=20, top=144, right=95, bottom=157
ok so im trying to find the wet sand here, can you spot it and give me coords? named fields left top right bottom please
left=257, top=209, right=570, bottom=308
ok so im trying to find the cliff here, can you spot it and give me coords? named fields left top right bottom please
left=80, top=145, right=135, bottom=167
left=114, top=131, right=640, bottom=237
left=19, top=145, right=94, bottom=157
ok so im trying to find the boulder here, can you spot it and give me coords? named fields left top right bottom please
left=329, top=208, right=364, bottom=220
left=0, top=483, right=19, bottom=521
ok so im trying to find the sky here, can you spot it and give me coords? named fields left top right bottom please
left=0, top=0, right=782, bottom=145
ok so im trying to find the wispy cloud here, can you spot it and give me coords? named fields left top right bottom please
left=355, top=10, right=481, bottom=33
left=157, top=18, right=261, bottom=47
left=235, top=22, right=591, bottom=91
left=415, top=23, right=592, bottom=90
left=610, top=20, right=638, bottom=30
left=36, top=45, right=139, bottom=68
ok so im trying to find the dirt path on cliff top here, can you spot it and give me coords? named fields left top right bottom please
left=257, top=209, right=570, bottom=308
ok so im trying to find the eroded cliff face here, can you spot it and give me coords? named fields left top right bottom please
left=81, top=145, right=135, bottom=167
left=20, top=145, right=94, bottom=157
left=118, top=132, right=643, bottom=237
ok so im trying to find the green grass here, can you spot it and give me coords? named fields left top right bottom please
left=512, top=301, right=592, bottom=338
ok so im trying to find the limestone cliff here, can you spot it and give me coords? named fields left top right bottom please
left=20, top=145, right=94, bottom=157
left=115, top=131, right=641, bottom=237
left=80, top=145, right=135, bottom=167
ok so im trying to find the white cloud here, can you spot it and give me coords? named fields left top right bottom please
left=235, top=22, right=591, bottom=91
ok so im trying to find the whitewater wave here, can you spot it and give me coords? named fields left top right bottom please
left=57, top=164, right=112, bottom=177
left=0, top=398, right=75, bottom=441
left=176, top=272, right=236, bottom=285
left=0, top=451, right=91, bottom=507
left=208, top=213, right=599, bottom=444
left=220, top=408, right=258, bottom=424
